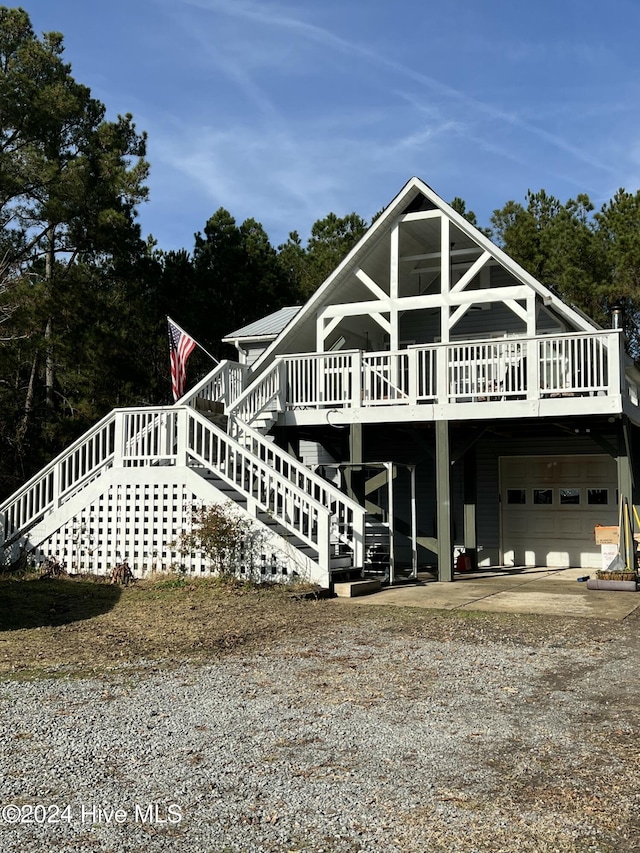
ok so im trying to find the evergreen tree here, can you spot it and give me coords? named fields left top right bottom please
left=0, top=7, right=149, bottom=498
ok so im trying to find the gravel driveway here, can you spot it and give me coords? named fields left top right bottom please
left=1, top=618, right=639, bottom=853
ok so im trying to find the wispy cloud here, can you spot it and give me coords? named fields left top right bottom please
left=171, top=0, right=617, bottom=177
left=138, top=0, right=640, bottom=249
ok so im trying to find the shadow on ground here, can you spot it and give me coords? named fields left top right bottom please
left=0, top=576, right=122, bottom=630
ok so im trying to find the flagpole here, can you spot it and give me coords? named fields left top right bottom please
left=167, top=316, right=219, bottom=365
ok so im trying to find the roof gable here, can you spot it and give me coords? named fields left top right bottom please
left=250, top=178, right=600, bottom=374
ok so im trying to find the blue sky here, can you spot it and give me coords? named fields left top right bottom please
left=21, top=0, right=640, bottom=252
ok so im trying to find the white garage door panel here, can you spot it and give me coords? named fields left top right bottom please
left=501, top=454, right=617, bottom=569
left=557, top=516, right=583, bottom=535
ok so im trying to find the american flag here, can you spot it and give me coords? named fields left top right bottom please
left=168, top=318, right=197, bottom=401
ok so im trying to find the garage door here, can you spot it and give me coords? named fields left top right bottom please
left=500, top=455, right=617, bottom=568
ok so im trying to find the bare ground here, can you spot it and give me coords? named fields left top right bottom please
left=1, top=575, right=640, bottom=852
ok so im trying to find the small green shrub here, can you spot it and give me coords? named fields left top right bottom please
left=179, top=504, right=253, bottom=578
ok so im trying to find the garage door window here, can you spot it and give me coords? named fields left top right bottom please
left=533, top=489, right=553, bottom=505
left=506, top=489, right=526, bottom=504
left=587, top=489, right=608, bottom=505
left=560, top=488, right=580, bottom=505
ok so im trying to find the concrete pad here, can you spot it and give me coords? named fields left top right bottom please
left=461, top=589, right=640, bottom=620
left=334, top=567, right=640, bottom=621
left=341, top=583, right=480, bottom=610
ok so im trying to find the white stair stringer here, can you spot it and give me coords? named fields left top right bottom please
left=24, top=465, right=325, bottom=585
left=24, top=467, right=122, bottom=557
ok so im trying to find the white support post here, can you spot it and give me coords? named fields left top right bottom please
left=609, top=331, right=623, bottom=396
left=317, top=511, right=330, bottom=574
left=407, top=348, right=418, bottom=405
left=437, top=345, right=449, bottom=405
left=440, top=215, right=450, bottom=346
left=354, top=510, right=365, bottom=569
left=390, top=307, right=399, bottom=352
left=526, top=294, right=537, bottom=336
left=352, top=350, right=362, bottom=408
left=113, top=410, right=124, bottom=468
left=316, top=315, right=325, bottom=351
left=386, top=461, right=395, bottom=585
left=390, top=223, right=399, bottom=352
left=390, top=224, right=399, bottom=300
left=526, top=338, right=538, bottom=402
left=440, top=215, right=450, bottom=294
left=176, top=407, right=188, bottom=467
left=278, top=358, right=287, bottom=413
left=410, top=464, right=417, bottom=579
left=52, top=462, right=61, bottom=509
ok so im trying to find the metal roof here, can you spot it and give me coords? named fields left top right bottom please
left=222, top=306, right=301, bottom=341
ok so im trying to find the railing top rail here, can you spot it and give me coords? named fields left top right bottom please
left=227, top=416, right=366, bottom=520
left=273, top=330, right=622, bottom=365
left=405, top=329, right=621, bottom=351
left=177, top=359, right=248, bottom=408
left=112, top=406, right=178, bottom=415
left=186, top=408, right=334, bottom=520
left=0, top=410, right=116, bottom=514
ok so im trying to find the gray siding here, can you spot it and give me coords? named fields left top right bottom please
left=399, top=309, right=439, bottom=345
left=451, top=302, right=525, bottom=338
left=245, top=344, right=269, bottom=367
left=398, top=290, right=566, bottom=345
left=398, top=302, right=528, bottom=343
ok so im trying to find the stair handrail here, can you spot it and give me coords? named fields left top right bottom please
left=104, top=404, right=363, bottom=572
left=178, top=360, right=249, bottom=410
left=184, top=407, right=335, bottom=568
left=0, top=410, right=117, bottom=543
left=226, top=416, right=366, bottom=565
left=225, top=359, right=282, bottom=427
left=225, top=359, right=366, bottom=564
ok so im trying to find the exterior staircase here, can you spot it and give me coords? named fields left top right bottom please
left=0, top=361, right=366, bottom=588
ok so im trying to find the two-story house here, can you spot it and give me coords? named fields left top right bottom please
left=2, top=177, right=639, bottom=588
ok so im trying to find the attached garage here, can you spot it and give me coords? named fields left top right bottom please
left=500, top=454, right=618, bottom=569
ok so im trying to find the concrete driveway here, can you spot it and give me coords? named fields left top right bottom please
left=339, top=566, right=640, bottom=620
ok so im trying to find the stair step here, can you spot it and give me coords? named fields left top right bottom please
left=330, top=555, right=353, bottom=569
left=334, top=579, right=382, bottom=598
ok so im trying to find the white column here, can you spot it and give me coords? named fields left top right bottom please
left=440, top=215, right=450, bottom=345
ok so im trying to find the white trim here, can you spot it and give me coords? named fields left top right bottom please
left=356, top=268, right=389, bottom=301
left=450, top=251, right=492, bottom=293
left=250, top=176, right=601, bottom=377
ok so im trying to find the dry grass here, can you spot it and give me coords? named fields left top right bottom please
left=0, top=572, right=635, bottom=678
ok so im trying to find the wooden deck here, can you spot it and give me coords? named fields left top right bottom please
left=226, top=330, right=640, bottom=427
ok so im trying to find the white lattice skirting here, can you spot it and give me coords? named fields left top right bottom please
left=9, top=467, right=324, bottom=586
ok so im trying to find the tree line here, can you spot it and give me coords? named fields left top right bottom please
left=1, top=5, right=640, bottom=499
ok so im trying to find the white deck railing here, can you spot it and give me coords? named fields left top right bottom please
left=116, top=406, right=365, bottom=572
left=0, top=412, right=117, bottom=546
left=272, top=330, right=627, bottom=411
left=228, top=418, right=365, bottom=562
left=178, top=360, right=248, bottom=409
